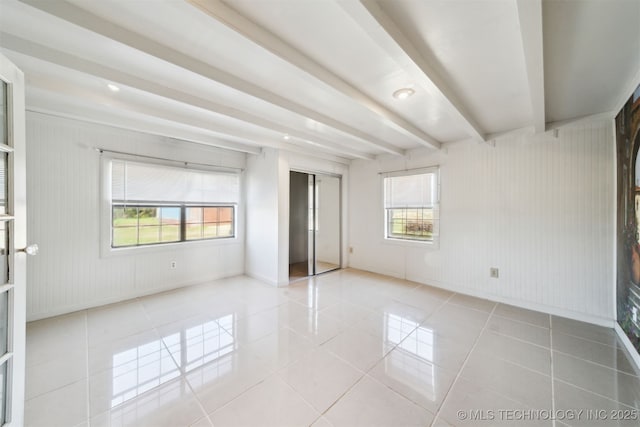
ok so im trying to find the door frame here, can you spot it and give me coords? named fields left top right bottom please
left=289, top=168, right=342, bottom=280
left=0, top=52, right=27, bottom=427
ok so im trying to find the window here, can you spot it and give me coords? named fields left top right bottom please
left=110, top=159, right=239, bottom=248
left=383, top=168, right=439, bottom=243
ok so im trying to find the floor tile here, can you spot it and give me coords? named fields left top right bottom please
left=324, top=327, right=394, bottom=372
left=321, top=301, right=374, bottom=325
left=26, top=348, right=87, bottom=399
left=494, top=303, right=550, bottom=328
left=26, top=311, right=86, bottom=367
left=461, top=351, right=553, bottom=410
left=449, top=293, right=497, bottom=313
left=553, top=331, right=636, bottom=375
left=287, top=312, right=344, bottom=345
left=474, top=330, right=551, bottom=375
left=552, top=316, right=619, bottom=347
left=368, top=347, right=458, bottom=413
left=401, top=326, right=474, bottom=373
left=554, top=380, right=640, bottom=427
left=553, top=352, right=640, bottom=409
left=278, top=347, right=363, bottom=413
left=209, top=375, right=320, bottom=426
left=438, top=378, right=551, bottom=426
left=88, top=338, right=180, bottom=417
left=90, top=378, right=206, bottom=427
left=87, top=300, right=154, bottom=348
left=324, top=376, right=434, bottom=427
left=185, top=347, right=273, bottom=414
left=486, top=314, right=551, bottom=347
left=22, top=270, right=639, bottom=427
left=422, top=303, right=490, bottom=341
left=25, top=379, right=88, bottom=427
left=244, top=327, right=316, bottom=370
left=88, top=329, right=162, bottom=376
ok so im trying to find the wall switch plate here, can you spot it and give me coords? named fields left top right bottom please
left=490, top=268, right=499, bottom=278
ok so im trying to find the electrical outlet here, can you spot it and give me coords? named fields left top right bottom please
left=170, top=261, right=177, bottom=269
left=490, top=268, right=499, bottom=278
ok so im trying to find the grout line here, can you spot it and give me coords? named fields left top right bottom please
left=552, top=377, right=639, bottom=410
left=550, top=315, right=556, bottom=427
left=429, top=302, right=498, bottom=427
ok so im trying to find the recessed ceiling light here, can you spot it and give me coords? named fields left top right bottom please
left=392, top=87, right=415, bottom=100
left=283, top=134, right=291, bottom=140
left=107, top=83, right=120, bottom=92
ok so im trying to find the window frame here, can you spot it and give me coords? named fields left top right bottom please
left=381, top=166, right=440, bottom=248
left=100, top=154, right=242, bottom=257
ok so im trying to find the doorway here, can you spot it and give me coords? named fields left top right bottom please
left=289, top=171, right=341, bottom=279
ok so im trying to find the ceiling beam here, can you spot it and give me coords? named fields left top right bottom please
left=26, top=72, right=373, bottom=160
left=18, top=0, right=403, bottom=157
left=545, top=111, right=615, bottom=131
left=29, top=92, right=262, bottom=155
left=0, top=34, right=374, bottom=160
left=515, top=0, right=545, bottom=134
left=342, top=0, right=485, bottom=144
left=28, top=87, right=353, bottom=164
left=187, top=0, right=440, bottom=151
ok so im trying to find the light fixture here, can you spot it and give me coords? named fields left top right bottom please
left=107, top=83, right=120, bottom=92
left=283, top=134, right=290, bottom=140
left=392, top=87, right=415, bottom=100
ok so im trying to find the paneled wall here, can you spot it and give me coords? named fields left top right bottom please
left=26, top=113, right=246, bottom=320
left=349, top=121, right=615, bottom=325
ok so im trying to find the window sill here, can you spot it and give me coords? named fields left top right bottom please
left=381, top=237, right=440, bottom=250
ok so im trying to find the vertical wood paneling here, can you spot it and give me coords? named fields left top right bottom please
left=26, top=113, right=246, bottom=321
left=349, top=120, right=615, bottom=323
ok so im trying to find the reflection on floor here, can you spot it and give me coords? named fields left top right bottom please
left=289, top=261, right=340, bottom=279
left=25, top=269, right=640, bottom=427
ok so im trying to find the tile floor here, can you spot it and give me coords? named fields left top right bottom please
left=25, top=269, right=640, bottom=426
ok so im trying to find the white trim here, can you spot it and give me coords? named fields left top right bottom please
left=612, top=117, right=619, bottom=321
left=614, top=323, right=640, bottom=374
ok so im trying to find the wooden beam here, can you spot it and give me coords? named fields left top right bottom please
left=18, top=0, right=403, bottom=156
left=515, top=0, right=546, bottom=133
left=188, top=0, right=440, bottom=150
left=341, top=0, right=485, bottom=143
left=1, top=34, right=374, bottom=160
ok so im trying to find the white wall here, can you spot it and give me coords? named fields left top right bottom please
left=349, top=121, right=615, bottom=325
left=245, top=147, right=280, bottom=285
left=26, top=113, right=246, bottom=321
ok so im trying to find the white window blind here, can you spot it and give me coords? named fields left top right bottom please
left=383, top=172, right=436, bottom=208
left=111, top=160, right=240, bottom=204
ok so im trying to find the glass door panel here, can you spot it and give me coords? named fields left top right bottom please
left=314, top=174, right=340, bottom=275
left=0, top=52, right=28, bottom=426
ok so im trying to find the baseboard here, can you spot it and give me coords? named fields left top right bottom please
left=244, top=271, right=278, bottom=287
left=614, top=323, right=640, bottom=374
left=346, top=264, right=615, bottom=328
left=425, top=278, right=615, bottom=328
left=26, top=270, right=244, bottom=322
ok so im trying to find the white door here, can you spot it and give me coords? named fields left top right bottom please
left=0, top=53, right=27, bottom=426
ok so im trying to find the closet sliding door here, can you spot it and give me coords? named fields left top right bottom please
left=314, top=174, right=340, bottom=275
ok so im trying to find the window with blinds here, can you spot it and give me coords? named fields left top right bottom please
left=110, top=159, right=239, bottom=248
left=383, top=168, right=439, bottom=242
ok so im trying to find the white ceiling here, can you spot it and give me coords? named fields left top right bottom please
left=1, top=0, right=639, bottom=162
